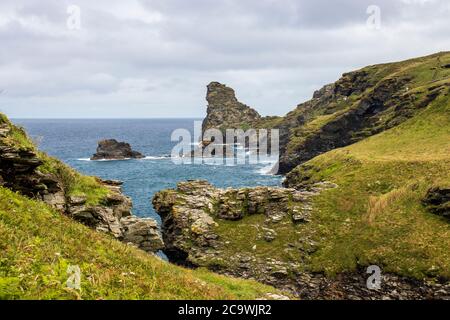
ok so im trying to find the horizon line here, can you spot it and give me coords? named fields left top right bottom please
left=12, top=117, right=204, bottom=120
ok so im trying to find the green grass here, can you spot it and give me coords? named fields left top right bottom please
left=346, top=92, right=450, bottom=161
left=0, top=187, right=283, bottom=300
left=285, top=91, right=450, bottom=279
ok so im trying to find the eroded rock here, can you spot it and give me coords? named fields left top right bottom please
left=121, top=216, right=164, bottom=253
left=202, top=82, right=261, bottom=133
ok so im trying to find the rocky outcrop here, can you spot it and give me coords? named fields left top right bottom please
left=202, top=82, right=261, bottom=133
left=91, top=139, right=144, bottom=160
left=121, top=216, right=164, bottom=253
left=423, top=186, right=450, bottom=219
left=152, top=180, right=331, bottom=289
left=153, top=180, right=449, bottom=299
left=0, top=119, right=162, bottom=253
left=277, top=74, right=442, bottom=174
left=66, top=179, right=163, bottom=253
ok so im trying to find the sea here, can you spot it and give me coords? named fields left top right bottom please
left=15, top=119, right=282, bottom=222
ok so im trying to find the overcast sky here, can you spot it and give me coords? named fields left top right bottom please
left=0, top=0, right=449, bottom=118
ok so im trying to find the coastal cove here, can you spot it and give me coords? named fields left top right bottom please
left=3, top=52, right=449, bottom=300
left=14, top=118, right=283, bottom=221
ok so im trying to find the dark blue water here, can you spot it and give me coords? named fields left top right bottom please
left=15, top=119, right=282, bottom=222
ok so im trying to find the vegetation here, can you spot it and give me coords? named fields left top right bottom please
left=0, top=114, right=36, bottom=151
left=0, top=187, right=282, bottom=300
left=1, top=52, right=448, bottom=299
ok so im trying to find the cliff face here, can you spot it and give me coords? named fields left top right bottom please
left=0, top=115, right=163, bottom=253
left=202, top=82, right=261, bottom=132
left=277, top=68, right=446, bottom=174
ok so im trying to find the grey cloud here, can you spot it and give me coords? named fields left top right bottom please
left=0, top=0, right=449, bottom=118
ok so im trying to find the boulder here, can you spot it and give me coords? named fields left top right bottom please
left=91, top=139, right=144, bottom=160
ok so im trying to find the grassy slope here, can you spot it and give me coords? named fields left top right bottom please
left=286, top=89, right=450, bottom=279
left=0, top=187, right=282, bottom=300
left=0, top=114, right=36, bottom=151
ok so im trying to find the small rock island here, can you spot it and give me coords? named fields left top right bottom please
left=91, top=139, right=145, bottom=160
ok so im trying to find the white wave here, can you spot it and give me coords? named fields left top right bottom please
left=77, top=157, right=133, bottom=162
left=256, top=163, right=278, bottom=176
left=142, top=156, right=170, bottom=160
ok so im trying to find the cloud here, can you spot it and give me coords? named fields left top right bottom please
left=0, top=0, right=449, bottom=118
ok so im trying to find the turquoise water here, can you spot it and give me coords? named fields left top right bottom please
left=16, top=119, right=282, bottom=222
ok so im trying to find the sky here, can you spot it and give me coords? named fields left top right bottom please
left=0, top=0, right=449, bottom=119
